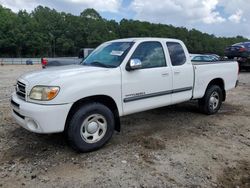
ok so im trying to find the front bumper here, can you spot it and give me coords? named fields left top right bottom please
left=11, top=93, right=72, bottom=133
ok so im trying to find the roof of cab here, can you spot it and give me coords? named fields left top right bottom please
left=107, top=37, right=183, bottom=43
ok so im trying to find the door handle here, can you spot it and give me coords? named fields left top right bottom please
left=174, top=71, right=180, bottom=74
left=161, top=72, right=169, bottom=76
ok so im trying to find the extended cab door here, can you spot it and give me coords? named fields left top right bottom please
left=166, top=42, right=194, bottom=103
left=122, top=41, right=173, bottom=115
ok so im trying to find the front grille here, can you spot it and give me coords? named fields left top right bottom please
left=16, top=81, right=26, bottom=100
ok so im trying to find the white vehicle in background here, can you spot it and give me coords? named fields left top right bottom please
left=11, top=38, right=238, bottom=152
left=190, top=54, right=220, bottom=62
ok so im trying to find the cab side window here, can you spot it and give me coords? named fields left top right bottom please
left=167, top=42, right=186, bottom=66
left=130, top=41, right=166, bottom=69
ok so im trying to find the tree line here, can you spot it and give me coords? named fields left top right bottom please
left=0, top=5, right=248, bottom=57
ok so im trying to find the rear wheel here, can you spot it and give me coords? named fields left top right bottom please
left=67, top=102, right=115, bottom=152
left=198, top=85, right=223, bottom=115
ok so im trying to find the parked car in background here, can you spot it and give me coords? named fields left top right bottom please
left=26, top=59, right=33, bottom=65
left=225, top=42, right=250, bottom=59
left=42, top=57, right=81, bottom=68
left=42, top=48, right=94, bottom=68
left=191, top=54, right=219, bottom=62
left=224, top=42, right=250, bottom=71
left=206, top=54, right=221, bottom=60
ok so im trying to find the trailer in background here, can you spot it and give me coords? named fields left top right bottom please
left=78, top=48, right=94, bottom=59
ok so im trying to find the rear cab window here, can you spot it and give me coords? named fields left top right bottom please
left=166, top=42, right=187, bottom=66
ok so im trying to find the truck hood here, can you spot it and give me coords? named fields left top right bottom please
left=20, top=65, right=108, bottom=85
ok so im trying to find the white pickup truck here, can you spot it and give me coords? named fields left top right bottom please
left=11, top=38, right=238, bottom=152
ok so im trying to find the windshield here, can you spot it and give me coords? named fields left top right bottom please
left=82, top=42, right=134, bottom=68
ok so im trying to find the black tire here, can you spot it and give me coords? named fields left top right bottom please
left=198, top=85, right=223, bottom=115
left=67, top=102, right=115, bottom=152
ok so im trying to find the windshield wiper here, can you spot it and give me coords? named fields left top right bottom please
left=86, top=61, right=115, bottom=68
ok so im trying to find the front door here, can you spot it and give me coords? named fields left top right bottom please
left=122, top=41, right=173, bottom=115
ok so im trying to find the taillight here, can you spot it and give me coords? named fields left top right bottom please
left=239, top=47, right=246, bottom=52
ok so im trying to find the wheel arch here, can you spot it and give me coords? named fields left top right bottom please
left=65, top=95, right=120, bottom=132
left=206, top=78, right=226, bottom=101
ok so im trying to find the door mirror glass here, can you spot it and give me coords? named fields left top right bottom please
left=128, top=59, right=142, bottom=70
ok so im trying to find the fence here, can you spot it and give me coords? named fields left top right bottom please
left=0, top=58, right=41, bottom=65
left=0, top=57, right=79, bottom=65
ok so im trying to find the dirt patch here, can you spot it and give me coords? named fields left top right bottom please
left=140, top=137, right=166, bottom=150
left=0, top=65, right=250, bottom=187
left=131, top=136, right=166, bottom=150
left=219, top=103, right=250, bottom=116
left=217, top=160, right=250, bottom=188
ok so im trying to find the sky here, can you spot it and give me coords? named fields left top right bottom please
left=0, top=0, right=249, bottom=38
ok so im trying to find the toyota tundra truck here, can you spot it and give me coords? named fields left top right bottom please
left=11, top=38, right=238, bottom=152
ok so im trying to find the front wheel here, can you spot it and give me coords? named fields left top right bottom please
left=67, top=102, right=115, bottom=152
left=198, top=85, right=223, bottom=115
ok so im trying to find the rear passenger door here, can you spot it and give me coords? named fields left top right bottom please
left=166, top=42, right=194, bottom=103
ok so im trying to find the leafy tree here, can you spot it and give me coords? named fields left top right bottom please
left=80, top=8, right=102, bottom=20
left=0, top=5, right=248, bottom=57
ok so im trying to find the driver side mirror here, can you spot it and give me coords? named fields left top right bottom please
left=126, top=59, right=142, bottom=71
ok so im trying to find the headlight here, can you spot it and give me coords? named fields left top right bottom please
left=29, top=86, right=60, bottom=101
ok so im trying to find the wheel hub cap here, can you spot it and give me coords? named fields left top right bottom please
left=86, top=122, right=98, bottom=134
left=80, top=114, right=107, bottom=144
left=209, top=91, right=219, bottom=110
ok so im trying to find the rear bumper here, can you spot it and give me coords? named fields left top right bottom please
left=11, top=93, right=72, bottom=133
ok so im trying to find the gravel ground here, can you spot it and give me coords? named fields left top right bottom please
left=0, top=65, right=250, bottom=188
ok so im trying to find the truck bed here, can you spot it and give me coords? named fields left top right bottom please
left=192, top=60, right=238, bottom=99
